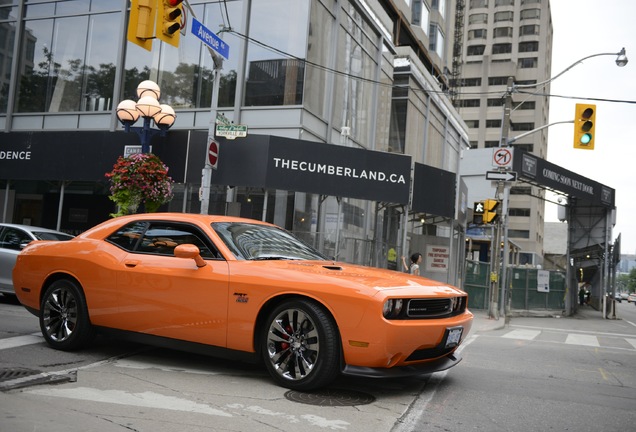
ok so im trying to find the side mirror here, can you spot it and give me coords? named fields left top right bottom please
left=174, top=244, right=207, bottom=268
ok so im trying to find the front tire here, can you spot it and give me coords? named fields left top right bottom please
left=39, top=279, right=94, bottom=351
left=261, top=298, right=340, bottom=391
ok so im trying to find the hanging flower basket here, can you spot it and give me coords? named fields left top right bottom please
left=105, top=153, right=174, bottom=217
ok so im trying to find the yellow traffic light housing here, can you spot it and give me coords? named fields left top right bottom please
left=157, top=0, right=184, bottom=47
left=573, top=103, right=596, bottom=150
left=483, top=199, right=500, bottom=224
left=127, top=0, right=157, bottom=51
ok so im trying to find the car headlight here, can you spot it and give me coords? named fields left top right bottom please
left=382, top=298, right=404, bottom=319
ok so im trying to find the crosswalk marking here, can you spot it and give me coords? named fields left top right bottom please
left=565, top=334, right=599, bottom=347
left=0, top=333, right=42, bottom=350
left=501, top=329, right=541, bottom=340
left=499, top=328, right=636, bottom=350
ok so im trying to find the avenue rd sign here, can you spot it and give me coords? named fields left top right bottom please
left=191, top=18, right=229, bottom=59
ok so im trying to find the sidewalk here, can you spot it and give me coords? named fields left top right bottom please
left=470, top=303, right=631, bottom=335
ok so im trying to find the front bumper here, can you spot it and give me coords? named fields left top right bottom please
left=342, top=351, right=462, bottom=378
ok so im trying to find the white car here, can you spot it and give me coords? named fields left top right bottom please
left=628, top=293, right=636, bottom=303
left=0, top=223, right=74, bottom=296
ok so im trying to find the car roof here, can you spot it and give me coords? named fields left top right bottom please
left=0, top=223, right=70, bottom=235
left=77, top=212, right=277, bottom=239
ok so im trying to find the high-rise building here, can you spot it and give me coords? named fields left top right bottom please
left=456, top=0, right=553, bottom=262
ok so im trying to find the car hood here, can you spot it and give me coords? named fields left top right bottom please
left=235, top=260, right=465, bottom=297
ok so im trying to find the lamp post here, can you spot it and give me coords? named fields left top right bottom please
left=116, top=80, right=176, bottom=153
left=497, top=48, right=627, bottom=319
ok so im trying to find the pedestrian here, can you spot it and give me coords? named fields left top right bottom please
left=578, top=285, right=586, bottom=306
left=402, top=253, right=422, bottom=276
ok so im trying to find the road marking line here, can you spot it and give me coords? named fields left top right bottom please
left=565, top=334, right=599, bottom=347
left=626, top=338, right=636, bottom=349
left=501, top=329, right=541, bottom=340
left=392, top=334, right=478, bottom=432
left=0, top=333, right=42, bottom=350
left=27, top=387, right=233, bottom=417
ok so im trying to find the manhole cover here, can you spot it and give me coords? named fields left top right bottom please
left=0, top=368, right=40, bottom=382
left=285, top=388, right=375, bottom=406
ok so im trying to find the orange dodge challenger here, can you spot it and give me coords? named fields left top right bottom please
left=13, top=213, right=473, bottom=390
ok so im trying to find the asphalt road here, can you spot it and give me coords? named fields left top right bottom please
left=1, top=295, right=635, bottom=432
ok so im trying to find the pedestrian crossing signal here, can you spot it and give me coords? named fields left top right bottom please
left=473, top=199, right=499, bottom=224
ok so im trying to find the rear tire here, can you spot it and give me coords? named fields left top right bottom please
left=261, top=298, right=340, bottom=391
left=39, top=279, right=94, bottom=351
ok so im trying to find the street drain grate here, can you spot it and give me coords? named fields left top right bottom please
left=284, top=388, right=375, bottom=406
left=0, top=368, right=76, bottom=392
left=0, top=368, right=40, bottom=382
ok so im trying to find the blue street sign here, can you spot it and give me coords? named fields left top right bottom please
left=191, top=18, right=229, bottom=60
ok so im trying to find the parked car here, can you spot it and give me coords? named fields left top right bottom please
left=0, top=223, right=74, bottom=296
left=628, top=293, right=636, bottom=304
left=12, top=213, right=473, bottom=390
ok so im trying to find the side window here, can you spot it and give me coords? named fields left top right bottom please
left=137, top=222, right=221, bottom=259
left=106, top=221, right=148, bottom=252
left=0, top=227, right=31, bottom=251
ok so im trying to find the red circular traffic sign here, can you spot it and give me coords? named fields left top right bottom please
left=208, top=140, right=219, bottom=167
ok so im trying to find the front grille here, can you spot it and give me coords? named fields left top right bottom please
left=406, top=296, right=466, bottom=318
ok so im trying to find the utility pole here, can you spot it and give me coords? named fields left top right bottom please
left=498, top=76, right=514, bottom=319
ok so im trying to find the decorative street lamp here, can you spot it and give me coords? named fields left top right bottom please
left=116, top=80, right=176, bottom=153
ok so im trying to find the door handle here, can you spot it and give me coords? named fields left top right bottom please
left=124, top=260, right=140, bottom=268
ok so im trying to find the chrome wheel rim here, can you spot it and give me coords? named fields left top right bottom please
left=266, top=308, right=320, bottom=381
left=42, top=287, right=78, bottom=342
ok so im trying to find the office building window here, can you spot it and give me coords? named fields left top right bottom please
left=470, top=0, right=489, bottom=8
left=489, top=76, right=509, bottom=85
left=519, top=24, right=540, bottom=36
left=16, top=9, right=121, bottom=113
left=467, top=45, right=486, bottom=56
left=486, top=119, right=502, bottom=128
left=519, top=57, right=538, bottom=68
left=244, top=0, right=310, bottom=107
left=461, top=77, right=482, bottom=86
left=468, top=29, right=487, bottom=39
left=469, top=13, right=488, bottom=24
left=495, top=0, right=515, bottom=6
left=521, top=8, right=541, bottom=19
left=514, top=101, right=535, bottom=109
left=461, top=99, right=480, bottom=107
left=494, top=27, right=514, bottom=37
left=429, top=24, right=445, bottom=58
left=512, top=122, right=534, bottom=131
left=487, top=98, right=504, bottom=107
left=509, top=229, right=530, bottom=239
left=412, top=0, right=430, bottom=35
left=493, top=43, right=512, bottom=54
left=465, top=119, right=480, bottom=128
left=519, top=41, right=539, bottom=52
left=485, top=140, right=499, bottom=148
left=494, top=11, right=514, bottom=22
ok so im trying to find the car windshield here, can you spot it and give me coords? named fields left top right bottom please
left=212, top=222, right=327, bottom=261
left=31, top=231, right=74, bottom=241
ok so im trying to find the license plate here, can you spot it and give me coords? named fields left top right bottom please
left=445, top=327, right=463, bottom=348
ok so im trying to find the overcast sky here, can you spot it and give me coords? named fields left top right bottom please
left=546, top=0, right=636, bottom=255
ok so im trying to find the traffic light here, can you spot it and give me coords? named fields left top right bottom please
left=157, top=0, right=184, bottom=47
left=573, top=103, right=596, bottom=150
left=482, top=199, right=500, bottom=224
left=127, top=0, right=157, bottom=51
